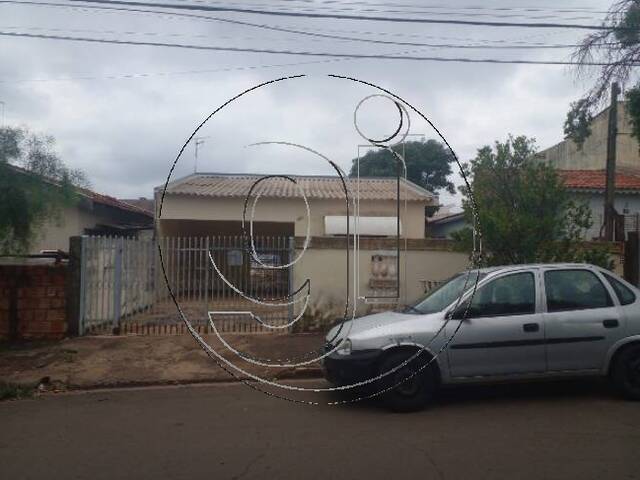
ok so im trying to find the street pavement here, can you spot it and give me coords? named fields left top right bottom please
left=1, top=378, right=639, bottom=480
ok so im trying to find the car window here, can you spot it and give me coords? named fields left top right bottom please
left=462, top=272, right=536, bottom=318
left=411, top=271, right=485, bottom=314
left=602, top=272, right=636, bottom=305
left=544, top=269, right=613, bottom=312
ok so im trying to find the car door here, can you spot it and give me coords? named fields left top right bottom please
left=542, top=268, right=625, bottom=372
left=446, top=270, right=546, bottom=378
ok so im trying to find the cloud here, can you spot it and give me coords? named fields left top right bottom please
left=0, top=0, right=605, bottom=203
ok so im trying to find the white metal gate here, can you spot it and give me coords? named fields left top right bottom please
left=78, top=235, right=295, bottom=335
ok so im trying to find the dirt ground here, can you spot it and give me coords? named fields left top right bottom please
left=0, top=333, right=325, bottom=391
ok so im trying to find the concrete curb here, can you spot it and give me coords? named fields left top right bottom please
left=16, top=367, right=325, bottom=395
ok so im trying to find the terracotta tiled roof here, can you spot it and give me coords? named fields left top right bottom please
left=6, top=163, right=152, bottom=217
left=161, top=173, right=435, bottom=202
left=560, top=169, right=640, bottom=192
left=119, top=197, right=154, bottom=215
left=78, top=188, right=153, bottom=217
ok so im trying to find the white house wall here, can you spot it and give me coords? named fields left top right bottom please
left=157, top=194, right=427, bottom=239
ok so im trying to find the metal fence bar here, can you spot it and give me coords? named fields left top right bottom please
left=78, top=234, right=298, bottom=335
left=113, top=237, right=122, bottom=331
left=78, top=236, right=87, bottom=335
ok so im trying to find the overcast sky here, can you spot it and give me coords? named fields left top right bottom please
left=0, top=0, right=612, bottom=204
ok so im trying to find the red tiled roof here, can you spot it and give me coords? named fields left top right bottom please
left=560, top=169, right=640, bottom=191
left=120, top=197, right=154, bottom=214
left=161, top=173, right=434, bottom=202
left=6, top=163, right=152, bottom=217
left=77, top=187, right=153, bottom=217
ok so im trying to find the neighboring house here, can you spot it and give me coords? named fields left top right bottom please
left=2, top=164, right=155, bottom=253
left=120, top=197, right=154, bottom=215
left=31, top=187, right=153, bottom=253
left=155, top=172, right=436, bottom=239
left=537, top=101, right=640, bottom=239
left=559, top=170, right=640, bottom=240
left=427, top=208, right=466, bottom=239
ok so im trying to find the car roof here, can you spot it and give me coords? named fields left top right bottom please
left=469, top=263, right=596, bottom=275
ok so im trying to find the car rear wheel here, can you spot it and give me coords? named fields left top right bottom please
left=377, top=350, right=437, bottom=412
left=612, top=344, right=640, bottom=400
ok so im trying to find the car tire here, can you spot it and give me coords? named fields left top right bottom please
left=377, top=350, right=437, bottom=412
left=611, top=343, right=640, bottom=401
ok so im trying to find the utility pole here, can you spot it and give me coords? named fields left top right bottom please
left=193, top=136, right=209, bottom=173
left=604, top=82, right=620, bottom=241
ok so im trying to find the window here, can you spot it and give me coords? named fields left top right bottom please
left=411, top=271, right=486, bottom=314
left=602, top=272, right=636, bottom=306
left=544, top=269, right=613, bottom=312
left=461, top=272, right=536, bottom=318
left=324, top=216, right=401, bottom=236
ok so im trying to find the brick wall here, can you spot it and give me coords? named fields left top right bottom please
left=0, top=260, right=68, bottom=340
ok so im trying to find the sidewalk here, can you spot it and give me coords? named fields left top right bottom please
left=0, top=333, right=325, bottom=392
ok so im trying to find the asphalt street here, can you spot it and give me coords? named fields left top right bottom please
left=1, top=379, right=639, bottom=480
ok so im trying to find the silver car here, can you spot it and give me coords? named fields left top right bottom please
left=323, top=263, right=640, bottom=411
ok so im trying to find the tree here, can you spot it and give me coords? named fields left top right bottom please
left=565, top=0, right=640, bottom=146
left=454, top=135, right=612, bottom=268
left=0, top=126, right=88, bottom=254
left=348, top=139, right=456, bottom=194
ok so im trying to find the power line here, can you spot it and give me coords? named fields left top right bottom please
left=1, top=0, right=608, bottom=24
left=33, top=0, right=621, bottom=30
left=151, top=0, right=606, bottom=22
left=1, top=30, right=635, bottom=66
left=0, top=1, right=588, bottom=46
left=1, top=1, right=601, bottom=51
left=0, top=57, right=352, bottom=82
left=212, top=0, right=611, bottom=15
left=0, top=24, right=594, bottom=49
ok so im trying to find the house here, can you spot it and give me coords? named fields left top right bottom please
left=4, top=164, right=154, bottom=253
left=537, top=101, right=640, bottom=239
left=31, top=187, right=153, bottom=253
left=559, top=170, right=640, bottom=240
left=120, top=197, right=154, bottom=215
left=152, top=172, right=470, bottom=316
left=427, top=206, right=466, bottom=239
left=155, top=172, right=436, bottom=239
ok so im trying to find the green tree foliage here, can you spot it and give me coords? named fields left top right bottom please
left=0, top=126, right=88, bottom=254
left=454, top=135, right=612, bottom=269
left=566, top=0, right=640, bottom=147
left=348, top=139, right=455, bottom=194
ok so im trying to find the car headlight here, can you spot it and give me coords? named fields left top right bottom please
left=335, top=338, right=352, bottom=356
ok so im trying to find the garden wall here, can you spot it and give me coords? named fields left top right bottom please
left=0, top=258, right=68, bottom=340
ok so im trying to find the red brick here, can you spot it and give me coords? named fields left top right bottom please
left=26, top=320, right=51, bottom=332
left=29, top=310, right=47, bottom=322
left=20, top=287, right=44, bottom=298
left=46, top=287, right=64, bottom=297
left=46, top=310, right=65, bottom=322
left=49, top=298, right=65, bottom=309
left=49, top=321, right=67, bottom=333
left=17, top=298, right=32, bottom=310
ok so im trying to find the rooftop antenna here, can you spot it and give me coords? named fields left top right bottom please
left=193, top=136, right=210, bottom=173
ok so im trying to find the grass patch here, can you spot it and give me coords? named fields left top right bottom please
left=0, top=381, right=35, bottom=401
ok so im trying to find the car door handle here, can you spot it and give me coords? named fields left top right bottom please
left=603, top=319, right=619, bottom=329
left=523, top=323, right=539, bottom=333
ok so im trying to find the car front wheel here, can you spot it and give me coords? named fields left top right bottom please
left=377, top=350, right=437, bottom=412
left=612, top=343, right=640, bottom=400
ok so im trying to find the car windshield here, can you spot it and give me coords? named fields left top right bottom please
left=404, top=271, right=485, bottom=314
